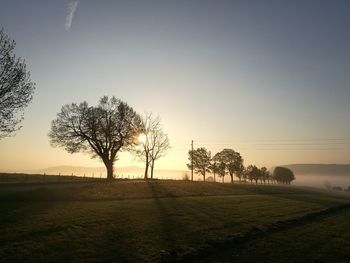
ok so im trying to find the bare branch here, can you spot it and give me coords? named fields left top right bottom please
left=0, top=28, right=35, bottom=138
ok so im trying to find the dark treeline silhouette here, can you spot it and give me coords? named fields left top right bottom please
left=187, top=147, right=295, bottom=185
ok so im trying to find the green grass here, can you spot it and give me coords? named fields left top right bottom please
left=0, top=180, right=349, bottom=262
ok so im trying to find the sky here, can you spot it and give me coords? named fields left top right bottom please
left=1, top=0, right=350, bottom=173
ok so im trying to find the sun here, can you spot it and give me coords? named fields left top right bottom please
left=138, top=134, right=147, bottom=143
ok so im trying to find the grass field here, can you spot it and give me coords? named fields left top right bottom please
left=0, top=179, right=349, bottom=262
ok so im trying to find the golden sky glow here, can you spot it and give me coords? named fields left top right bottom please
left=1, top=1, right=350, bottom=173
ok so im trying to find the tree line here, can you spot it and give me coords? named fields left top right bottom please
left=187, top=147, right=295, bottom=184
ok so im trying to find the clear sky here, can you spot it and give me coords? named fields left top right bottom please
left=1, top=0, right=350, bottom=172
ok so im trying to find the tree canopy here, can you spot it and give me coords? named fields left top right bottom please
left=0, top=28, right=35, bottom=138
left=246, top=165, right=261, bottom=184
left=273, top=166, right=296, bottom=184
left=213, top=149, right=243, bottom=183
left=49, top=96, right=143, bottom=180
left=187, top=147, right=211, bottom=181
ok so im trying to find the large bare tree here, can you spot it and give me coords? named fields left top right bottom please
left=49, top=96, right=143, bottom=180
left=132, top=113, right=170, bottom=179
left=0, top=29, right=35, bottom=138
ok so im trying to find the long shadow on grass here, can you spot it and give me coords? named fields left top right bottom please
left=146, top=180, right=181, bottom=248
left=160, top=203, right=350, bottom=262
left=145, top=180, right=199, bottom=260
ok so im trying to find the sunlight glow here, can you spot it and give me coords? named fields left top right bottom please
left=138, top=134, right=146, bottom=143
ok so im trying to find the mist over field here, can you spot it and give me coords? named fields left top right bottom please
left=284, top=164, right=350, bottom=189
left=293, top=174, right=350, bottom=189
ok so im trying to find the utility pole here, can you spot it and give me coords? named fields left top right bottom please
left=191, top=140, right=194, bottom=181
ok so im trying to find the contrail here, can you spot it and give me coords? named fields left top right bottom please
left=65, top=0, right=79, bottom=31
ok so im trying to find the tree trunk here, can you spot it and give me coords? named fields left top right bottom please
left=222, top=176, right=224, bottom=183
left=230, top=175, right=233, bottom=183
left=203, top=171, right=206, bottom=182
left=214, top=172, right=216, bottom=182
left=144, top=154, right=149, bottom=179
left=150, top=160, right=155, bottom=179
left=105, top=160, right=114, bottom=180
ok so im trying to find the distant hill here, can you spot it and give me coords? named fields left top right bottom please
left=282, top=164, right=350, bottom=175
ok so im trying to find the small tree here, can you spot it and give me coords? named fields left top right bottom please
left=246, top=165, right=260, bottom=184
left=217, top=162, right=226, bottom=183
left=182, top=172, right=190, bottom=181
left=0, top=29, right=35, bottom=138
left=49, top=96, right=143, bottom=180
left=260, top=167, right=269, bottom=184
left=187, top=147, right=211, bottom=181
left=209, top=161, right=221, bottom=183
left=273, top=167, right=295, bottom=184
left=268, top=171, right=275, bottom=184
left=235, top=162, right=245, bottom=183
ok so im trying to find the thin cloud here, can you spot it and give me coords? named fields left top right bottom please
left=65, top=1, right=79, bottom=31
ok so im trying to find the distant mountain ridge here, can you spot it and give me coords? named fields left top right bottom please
left=282, top=164, right=350, bottom=175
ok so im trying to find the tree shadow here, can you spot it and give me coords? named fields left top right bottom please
left=145, top=180, right=181, bottom=248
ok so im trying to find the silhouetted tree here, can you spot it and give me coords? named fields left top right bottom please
left=268, top=170, right=276, bottom=184
left=217, top=162, right=226, bottom=183
left=0, top=29, right=35, bottom=138
left=235, top=162, right=245, bottom=182
left=182, top=172, right=190, bottom=181
left=147, top=115, right=170, bottom=179
left=260, top=167, right=269, bottom=184
left=273, top=166, right=295, bottom=184
left=187, top=147, right=211, bottom=181
left=242, top=167, right=248, bottom=182
left=131, top=113, right=169, bottom=179
left=246, top=165, right=260, bottom=184
left=49, top=96, right=142, bottom=180
left=213, top=149, right=243, bottom=183
left=209, top=161, right=221, bottom=182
